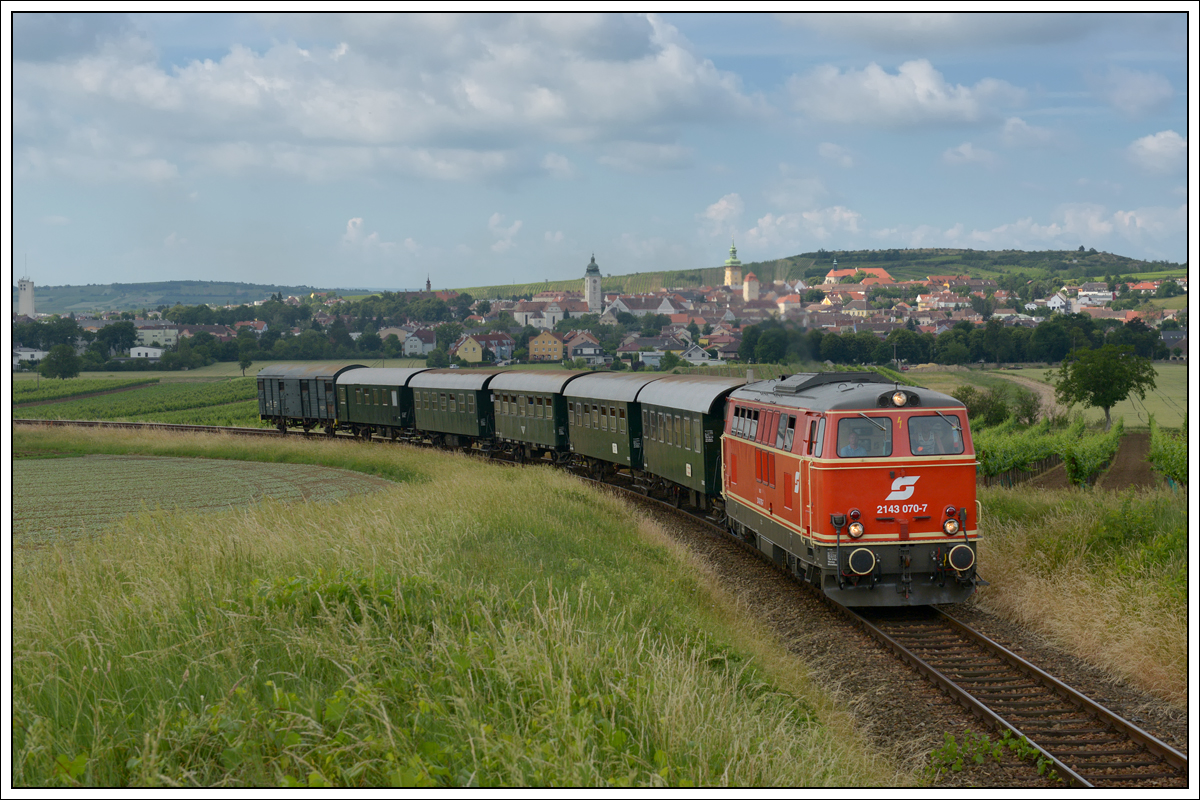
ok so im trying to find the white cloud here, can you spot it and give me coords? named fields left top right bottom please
left=699, top=193, right=744, bottom=236
left=341, top=217, right=396, bottom=254
left=788, top=59, right=1024, bottom=127
left=818, top=142, right=853, bottom=167
left=596, top=141, right=693, bottom=173
left=744, top=206, right=862, bottom=250
left=942, top=142, right=997, bottom=167
left=1001, top=117, right=1057, bottom=148
left=15, top=14, right=757, bottom=184
left=164, top=232, right=186, bottom=248
left=544, top=231, right=564, bottom=243
left=541, top=152, right=574, bottom=179
left=1092, top=66, right=1174, bottom=118
left=780, top=13, right=1099, bottom=51
left=871, top=203, right=1185, bottom=255
left=489, top=212, right=522, bottom=253
left=1127, top=130, right=1185, bottom=174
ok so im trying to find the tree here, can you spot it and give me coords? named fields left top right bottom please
left=427, top=348, right=450, bottom=368
left=1049, top=344, right=1156, bottom=431
left=658, top=351, right=682, bottom=372
left=39, top=344, right=82, bottom=380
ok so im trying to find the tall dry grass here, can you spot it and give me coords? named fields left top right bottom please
left=13, top=427, right=908, bottom=787
left=975, top=487, right=1187, bottom=705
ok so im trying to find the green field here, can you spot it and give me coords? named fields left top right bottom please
left=992, top=364, right=1187, bottom=429
left=12, top=426, right=905, bottom=787
left=906, top=363, right=1187, bottom=430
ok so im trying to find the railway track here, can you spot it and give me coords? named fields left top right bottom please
left=835, top=607, right=1187, bottom=788
left=17, top=418, right=1189, bottom=787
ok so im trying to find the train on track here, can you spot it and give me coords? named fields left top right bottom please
left=258, top=363, right=980, bottom=606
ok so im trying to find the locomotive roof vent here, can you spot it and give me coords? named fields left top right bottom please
left=878, top=390, right=920, bottom=408
left=774, top=371, right=889, bottom=395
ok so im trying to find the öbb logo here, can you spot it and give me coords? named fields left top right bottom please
left=886, top=476, right=920, bottom=501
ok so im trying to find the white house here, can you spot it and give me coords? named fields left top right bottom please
left=131, top=346, right=165, bottom=359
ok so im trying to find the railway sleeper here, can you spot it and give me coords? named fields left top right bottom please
left=1083, top=771, right=1181, bottom=782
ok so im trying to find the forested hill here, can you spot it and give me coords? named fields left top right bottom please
left=455, top=247, right=1183, bottom=300
left=12, top=280, right=367, bottom=316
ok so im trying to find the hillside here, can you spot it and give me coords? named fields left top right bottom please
left=456, top=247, right=1180, bottom=300
left=13, top=248, right=1183, bottom=314
left=12, top=280, right=357, bottom=317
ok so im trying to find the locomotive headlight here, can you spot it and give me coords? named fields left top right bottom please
left=942, top=518, right=960, bottom=536
left=892, top=391, right=908, bottom=407
left=848, top=521, right=865, bottom=539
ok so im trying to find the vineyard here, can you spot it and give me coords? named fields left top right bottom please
left=1148, top=415, right=1188, bottom=487
left=16, top=379, right=267, bottom=427
left=973, top=417, right=1126, bottom=488
left=13, top=377, right=159, bottom=404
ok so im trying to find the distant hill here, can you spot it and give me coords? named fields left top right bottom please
left=456, top=247, right=1180, bottom=300
left=12, top=248, right=1183, bottom=315
left=11, top=280, right=374, bottom=316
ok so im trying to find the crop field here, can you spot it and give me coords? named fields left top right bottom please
left=12, top=454, right=395, bottom=550
left=15, top=378, right=269, bottom=426
left=12, top=426, right=903, bottom=788
left=12, top=376, right=160, bottom=404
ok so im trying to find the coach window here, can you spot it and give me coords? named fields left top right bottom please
left=449, top=393, right=457, bottom=412
left=568, top=401, right=574, bottom=425
left=375, top=389, right=382, bottom=406
left=749, top=409, right=759, bottom=440
left=683, top=417, right=691, bottom=451
left=355, top=387, right=362, bottom=404
left=619, top=408, right=626, bottom=434
left=674, top=415, right=682, bottom=447
left=536, top=397, right=543, bottom=418
left=775, top=415, right=788, bottom=449
left=592, top=404, right=600, bottom=428
left=600, top=406, right=608, bottom=431
left=695, top=418, right=702, bottom=453
left=458, top=393, right=465, bottom=412
left=837, top=417, right=893, bottom=458
left=783, top=416, right=796, bottom=450
left=467, top=394, right=475, bottom=414
left=528, top=396, right=535, bottom=416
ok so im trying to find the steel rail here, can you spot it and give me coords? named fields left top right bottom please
left=835, top=605, right=1187, bottom=788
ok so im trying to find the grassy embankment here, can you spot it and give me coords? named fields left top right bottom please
left=12, top=426, right=904, bottom=788
left=975, top=486, right=1187, bottom=706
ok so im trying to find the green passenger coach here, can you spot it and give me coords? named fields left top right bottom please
left=409, top=369, right=501, bottom=447
left=336, top=367, right=431, bottom=440
left=490, top=370, right=588, bottom=462
left=637, top=374, right=746, bottom=507
left=563, top=373, right=667, bottom=475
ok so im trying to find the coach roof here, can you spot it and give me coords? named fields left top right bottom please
left=336, top=367, right=431, bottom=387
left=636, top=374, right=746, bottom=415
left=409, top=369, right=504, bottom=391
left=564, top=372, right=667, bottom=403
left=257, top=363, right=365, bottom=381
left=489, top=370, right=589, bottom=394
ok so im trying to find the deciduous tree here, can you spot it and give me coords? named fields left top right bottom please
left=1049, top=344, right=1156, bottom=431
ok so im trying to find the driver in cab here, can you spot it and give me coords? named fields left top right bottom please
left=839, top=430, right=867, bottom=457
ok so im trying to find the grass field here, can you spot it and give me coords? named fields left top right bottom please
left=12, top=426, right=906, bottom=788
left=906, top=363, right=1187, bottom=430
left=977, top=486, right=1186, bottom=705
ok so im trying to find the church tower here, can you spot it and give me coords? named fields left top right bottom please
left=723, top=239, right=742, bottom=288
left=584, top=254, right=602, bottom=314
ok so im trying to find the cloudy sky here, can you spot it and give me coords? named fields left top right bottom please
left=9, top=11, right=1194, bottom=292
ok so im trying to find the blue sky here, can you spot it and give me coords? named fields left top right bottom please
left=9, top=11, right=1194, bottom=292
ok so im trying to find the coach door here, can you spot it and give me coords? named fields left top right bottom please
left=800, top=414, right=824, bottom=533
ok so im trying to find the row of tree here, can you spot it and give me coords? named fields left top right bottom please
left=737, top=313, right=1174, bottom=367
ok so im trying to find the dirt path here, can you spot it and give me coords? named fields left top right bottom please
left=1096, top=431, right=1159, bottom=491
left=989, top=371, right=1066, bottom=418
left=1017, top=432, right=1159, bottom=491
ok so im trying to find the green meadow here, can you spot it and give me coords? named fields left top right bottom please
left=12, top=427, right=905, bottom=788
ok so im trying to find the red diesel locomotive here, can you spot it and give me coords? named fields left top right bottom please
left=722, top=372, right=979, bottom=606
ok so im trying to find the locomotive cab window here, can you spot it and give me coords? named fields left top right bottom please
left=837, top=417, right=893, bottom=458
left=909, top=414, right=964, bottom=455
